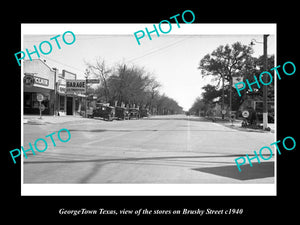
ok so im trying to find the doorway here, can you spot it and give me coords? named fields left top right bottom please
left=66, top=97, right=73, bottom=115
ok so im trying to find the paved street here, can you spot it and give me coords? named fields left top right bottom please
left=23, top=115, right=275, bottom=183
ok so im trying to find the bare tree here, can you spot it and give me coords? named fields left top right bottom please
left=85, top=59, right=182, bottom=114
left=85, top=57, right=112, bottom=102
left=146, top=77, right=161, bottom=114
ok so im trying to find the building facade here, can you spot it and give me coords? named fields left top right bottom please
left=23, top=59, right=55, bottom=115
left=23, top=59, right=86, bottom=116
left=56, top=69, right=77, bottom=116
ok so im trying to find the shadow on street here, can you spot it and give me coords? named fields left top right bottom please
left=193, top=161, right=274, bottom=181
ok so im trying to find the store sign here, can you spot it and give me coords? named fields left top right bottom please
left=58, top=86, right=66, bottom=93
left=23, top=74, right=49, bottom=87
left=34, top=76, right=49, bottom=86
left=66, top=79, right=86, bottom=93
left=24, top=75, right=34, bottom=88
left=232, top=76, right=243, bottom=89
left=87, top=79, right=100, bottom=84
left=57, top=79, right=66, bottom=94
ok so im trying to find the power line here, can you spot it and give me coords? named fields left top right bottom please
left=25, top=36, right=194, bottom=74
left=29, top=39, right=188, bottom=75
left=40, top=55, right=84, bottom=73
left=127, top=38, right=190, bottom=63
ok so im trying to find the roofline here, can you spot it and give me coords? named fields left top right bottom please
left=24, top=59, right=55, bottom=72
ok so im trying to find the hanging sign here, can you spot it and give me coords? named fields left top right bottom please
left=232, top=76, right=244, bottom=89
left=87, top=79, right=100, bottom=84
left=24, top=75, right=34, bottom=88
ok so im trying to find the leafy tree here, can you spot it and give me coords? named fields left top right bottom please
left=201, top=84, right=222, bottom=103
left=198, top=42, right=253, bottom=86
left=198, top=42, right=254, bottom=111
left=189, top=97, right=208, bottom=116
left=156, top=94, right=183, bottom=115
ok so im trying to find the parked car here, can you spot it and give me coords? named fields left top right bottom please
left=86, top=107, right=94, bottom=118
left=140, top=109, right=149, bottom=118
left=125, top=109, right=130, bottom=119
left=115, top=106, right=129, bottom=120
left=129, top=108, right=140, bottom=119
left=91, top=103, right=115, bottom=121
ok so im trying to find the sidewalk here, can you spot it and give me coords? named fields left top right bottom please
left=205, top=117, right=275, bottom=133
left=23, top=115, right=91, bottom=125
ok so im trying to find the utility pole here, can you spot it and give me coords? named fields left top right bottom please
left=52, top=67, right=58, bottom=116
left=84, top=69, right=90, bottom=118
left=263, top=34, right=269, bottom=130
left=221, top=73, right=225, bottom=119
left=250, top=36, right=268, bottom=129
left=229, top=76, right=232, bottom=117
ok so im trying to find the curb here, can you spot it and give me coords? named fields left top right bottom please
left=202, top=117, right=275, bottom=133
left=24, top=118, right=48, bottom=125
left=223, top=124, right=275, bottom=133
left=23, top=116, right=100, bottom=125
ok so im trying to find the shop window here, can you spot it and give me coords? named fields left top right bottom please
left=24, top=92, right=51, bottom=115
left=24, top=93, right=32, bottom=108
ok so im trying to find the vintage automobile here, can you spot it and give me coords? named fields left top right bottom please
left=114, top=106, right=129, bottom=120
left=139, top=109, right=149, bottom=118
left=91, top=103, right=115, bottom=121
left=129, top=108, right=140, bottom=119
left=86, top=107, right=94, bottom=118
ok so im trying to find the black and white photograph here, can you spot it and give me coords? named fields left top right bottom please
left=20, top=24, right=277, bottom=195
left=4, top=3, right=299, bottom=221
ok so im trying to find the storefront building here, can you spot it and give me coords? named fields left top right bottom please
left=23, top=59, right=86, bottom=116
left=23, top=59, right=55, bottom=115
left=56, top=70, right=77, bottom=116
left=56, top=70, right=87, bottom=116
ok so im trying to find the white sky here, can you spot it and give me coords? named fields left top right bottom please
left=22, top=24, right=276, bottom=111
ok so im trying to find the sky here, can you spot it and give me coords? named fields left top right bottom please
left=22, top=24, right=275, bottom=111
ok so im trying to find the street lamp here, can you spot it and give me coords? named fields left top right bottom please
left=250, top=39, right=263, bottom=45
left=221, top=72, right=225, bottom=119
left=250, top=35, right=269, bottom=130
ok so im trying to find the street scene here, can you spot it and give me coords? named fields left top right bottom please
left=22, top=24, right=276, bottom=186
left=23, top=114, right=274, bottom=183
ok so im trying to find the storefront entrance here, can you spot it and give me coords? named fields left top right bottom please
left=66, top=97, right=73, bottom=115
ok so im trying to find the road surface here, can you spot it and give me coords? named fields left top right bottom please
left=23, top=115, right=275, bottom=184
